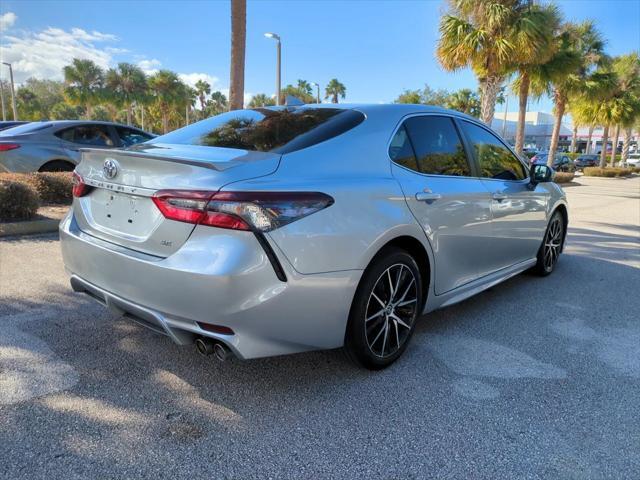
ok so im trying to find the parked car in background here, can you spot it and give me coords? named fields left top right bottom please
left=626, top=153, right=640, bottom=168
left=0, top=120, right=155, bottom=172
left=530, top=152, right=576, bottom=172
left=61, top=104, right=567, bottom=369
left=574, top=154, right=599, bottom=170
left=0, top=120, right=29, bottom=131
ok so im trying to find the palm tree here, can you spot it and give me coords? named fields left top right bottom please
left=510, top=4, right=561, bottom=154
left=325, top=78, right=346, bottom=104
left=148, top=70, right=185, bottom=133
left=105, top=63, right=147, bottom=125
left=437, top=0, right=559, bottom=125
left=194, top=79, right=211, bottom=113
left=445, top=88, right=481, bottom=117
left=63, top=58, right=104, bottom=119
left=207, top=91, right=228, bottom=116
left=248, top=93, right=275, bottom=107
left=229, top=0, right=246, bottom=110
left=296, top=80, right=313, bottom=96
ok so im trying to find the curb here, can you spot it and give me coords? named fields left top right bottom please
left=0, top=218, right=60, bottom=237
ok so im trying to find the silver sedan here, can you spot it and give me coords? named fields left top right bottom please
left=60, top=104, right=567, bottom=369
left=0, top=120, right=154, bottom=172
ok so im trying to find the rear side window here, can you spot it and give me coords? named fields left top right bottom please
left=460, top=121, right=528, bottom=181
left=116, top=126, right=153, bottom=147
left=56, top=125, right=114, bottom=147
left=402, top=116, right=471, bottom=176
left=388, top=125, right=418, bottom=171
left=150, top=107, right=365, bottom=154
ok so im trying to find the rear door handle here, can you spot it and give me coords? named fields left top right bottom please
left=492, top=192, right=508, bottom=201
left=415, top=192, right=442, bottom=202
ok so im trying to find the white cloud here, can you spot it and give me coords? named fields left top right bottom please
left=0, top=25, right=117, bottom=83
left=178, top=72, right=220, bottom=89
left=137, top=58, right=161, bottom=75
left=0, top=12, right=17, bottom=30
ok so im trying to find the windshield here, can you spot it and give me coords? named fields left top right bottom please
left=0, top=122, right=52, bottom=136
left=150, top=107, right=365, bottom=154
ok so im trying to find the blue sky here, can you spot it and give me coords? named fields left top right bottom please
left=1, top=0, right=639, bottom=112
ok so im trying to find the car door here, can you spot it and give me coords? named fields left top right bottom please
left=58, top=124, right=118, bottom=163
left=458, top=120, right=548, bottom=272
left=390, top=114, right=493, bottom=295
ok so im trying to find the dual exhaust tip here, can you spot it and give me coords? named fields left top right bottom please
left=195, top=337, right=232, bottom=361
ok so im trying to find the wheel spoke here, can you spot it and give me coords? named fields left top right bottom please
left=370, top=319, right=387, bottom=347
left=366, top=309, right=385, bottom=322
left=387, top=269, right=395, bottom=299
left=393, top=319, right=400, bottom=350
left=396, top=277, right=416, bottom=304
left=392, top=265, right=403, bottom=302
left=390, top=313, right=411, bottom=329
left=381, top=320, right=389, bottom=356
left=371, top=291, right=386, bottom=309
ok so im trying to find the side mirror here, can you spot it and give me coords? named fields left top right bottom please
left=530, top=164, right=554, bottom=186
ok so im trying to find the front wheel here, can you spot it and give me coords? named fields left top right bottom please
left=345, top=248, right=423, bottom=370
left=532, top=211, right=564, bottom=276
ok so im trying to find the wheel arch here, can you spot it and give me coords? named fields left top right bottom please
left=552, top=202, right=569, bottom=251
left=38, top=159, right=76, bottom=172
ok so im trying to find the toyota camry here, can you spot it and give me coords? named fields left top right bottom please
left=60, top=104, right=567, bottom=369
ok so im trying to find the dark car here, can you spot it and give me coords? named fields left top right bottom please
left=530, top=152, right=576, bottom=173
left=574, top=154, right=599, bottom=170
left=0, top=120, right=155, bottom=172
left=0, top=121, right=29, bottom=131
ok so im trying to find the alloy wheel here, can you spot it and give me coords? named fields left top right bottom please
left=364, top=263, right=418, bottom=358
left=544, top=217, right=563, bottom=271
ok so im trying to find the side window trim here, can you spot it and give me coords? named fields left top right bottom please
left=387, top=113, right=477, bottom=179
left=457, top=119, right=530, bottom=183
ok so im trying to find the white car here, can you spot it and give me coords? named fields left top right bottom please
left=626, top=153, right=640, bottom=167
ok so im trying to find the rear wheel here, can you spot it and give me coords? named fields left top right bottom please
left=39, top=160, right=75, bottom=172
left=532, top=211, right=564, bottom=276
left=345, top=248, right=423, bottom=370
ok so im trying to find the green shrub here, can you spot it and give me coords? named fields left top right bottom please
left=583, top=167, right=632, bottom=177
left=554, top=172, right=575, bottom=183
left=0, top=172, right=73, bottom=204
left=0, top=180, right=40, bottom=222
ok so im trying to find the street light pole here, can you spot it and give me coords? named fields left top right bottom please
left=264, top=33, right=281, bottom=106
left=311, top=82, right=320, bottom=104
left=501, top=94, right=509, bottom=138
left=0, top=80, right=6, bottom=121
left=2, top=62, right=18, bottom=121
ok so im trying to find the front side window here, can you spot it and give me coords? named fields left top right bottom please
left=403, top=116, right=471, bottom=176
left=460, top=121, right=528, bottom=181
left=116, top=127, right=153, bottom=147
left=149, top=107, right=365, bottom=154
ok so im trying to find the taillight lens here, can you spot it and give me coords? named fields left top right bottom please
left=0, top=143, right=20, bottom=151
left=152, top=190, right=334, bottom=232
left=72, top=172, right=92, bottom=197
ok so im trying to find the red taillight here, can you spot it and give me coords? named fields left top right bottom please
left=72, top=172, right=91, bottom=197
left=0, top=143, right=20, bottom=151
left=152, top=190, right=334, bottom=232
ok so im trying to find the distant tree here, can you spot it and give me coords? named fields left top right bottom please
left=248, top=93, right=276, bottom=107
left=205, top=91, right=228, bottom=116
left=63, top=58, right=105, bottom=119
left=325, top=78, right=346, bottom=103
left=296, top=79, right=313, bottom=96
left=149, top=70, right=186, bottom=133
left=281, top=83, right=315, bottom=104
left=105, top=63, right=148, bottom=125
left=394, top=89, right=423, bottom=104
left=194, top=79, right=211, bottom=113
left=229, top=0, right=246, bottom=110
left=445, top=88, right=481, bottom=117
left=50, top=102, right=83, bottom=120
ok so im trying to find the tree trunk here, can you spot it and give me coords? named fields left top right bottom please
left=547, top=92, right=566, bottom=167
left=570, top=124, right=578, bottom=153
left=229, top=0, right=246, bottom=111
left=515, top=72, right=529, bottom=155
left=609, top=125, right=619, bottom=166
left=621, top=127, right=632, bottom=164
left=85, top=103, right=93, bottom=120
left=586, top=125, right=594, bottom=154
left=162, top=111, right=169, bottom=134
left=126, top=104, right=132, bottom=126
left=480, top=75, right=503, bottom=125
left=332, top=93, right=338, bottom=104
left=599, top=124, right=609, bottom=168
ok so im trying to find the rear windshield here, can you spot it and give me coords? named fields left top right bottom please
left=0, top=122, right=52, bottom=136
left=149, top=107, right=365, bottom=154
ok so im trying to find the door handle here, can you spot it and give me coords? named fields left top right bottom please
left=415, top=192, right=442, bottom=202
left=492, top=192, right=508, bottom=202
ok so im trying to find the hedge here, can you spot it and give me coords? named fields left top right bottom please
left=582, top=167, right=633, bottom=177
left=0, top=172, right=73, bottom=204
left=554, top=172, right=575, bottom=183
left=0, top=180, right=40, bottom=222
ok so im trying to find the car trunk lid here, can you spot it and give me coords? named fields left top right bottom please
left=72, top=143, right=280, bottom=257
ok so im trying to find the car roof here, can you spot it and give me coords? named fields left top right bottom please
left=25, top=120, right=146, bottom=129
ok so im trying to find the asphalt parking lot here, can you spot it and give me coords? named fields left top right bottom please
left=1, top=175, right=639, bottom=479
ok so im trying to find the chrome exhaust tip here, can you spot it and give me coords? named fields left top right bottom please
left=213, top=342, right=231, bottom=362
left=195, top=337, right=214, bottom=356
left=195, top=337, right=232, bottom=361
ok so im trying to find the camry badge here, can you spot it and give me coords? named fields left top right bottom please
left=103, top=158, right=119, bottom=179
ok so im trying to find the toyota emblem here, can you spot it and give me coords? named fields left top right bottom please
left=103, top=158, right=119, bottom=179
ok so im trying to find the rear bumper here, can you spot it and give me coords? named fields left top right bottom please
left=60, top=211, right=361, bottom=359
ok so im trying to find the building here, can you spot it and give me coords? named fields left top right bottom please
left=491, top=111, right=638, bottom=153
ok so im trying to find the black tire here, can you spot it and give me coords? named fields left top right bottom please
left=532, top=211, right=564, bottom=276
left=39, top=160, right=75, bottom=172
left=345, top=247, right=423, bottom=370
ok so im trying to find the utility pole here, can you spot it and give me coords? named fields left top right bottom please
left=501, top=95, right=509, bottom=138
left=2, top=63, right=18, bottom=120
left=0, top=80, right=6, bottom=121
left=264, top=33, right=281, bottom=106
